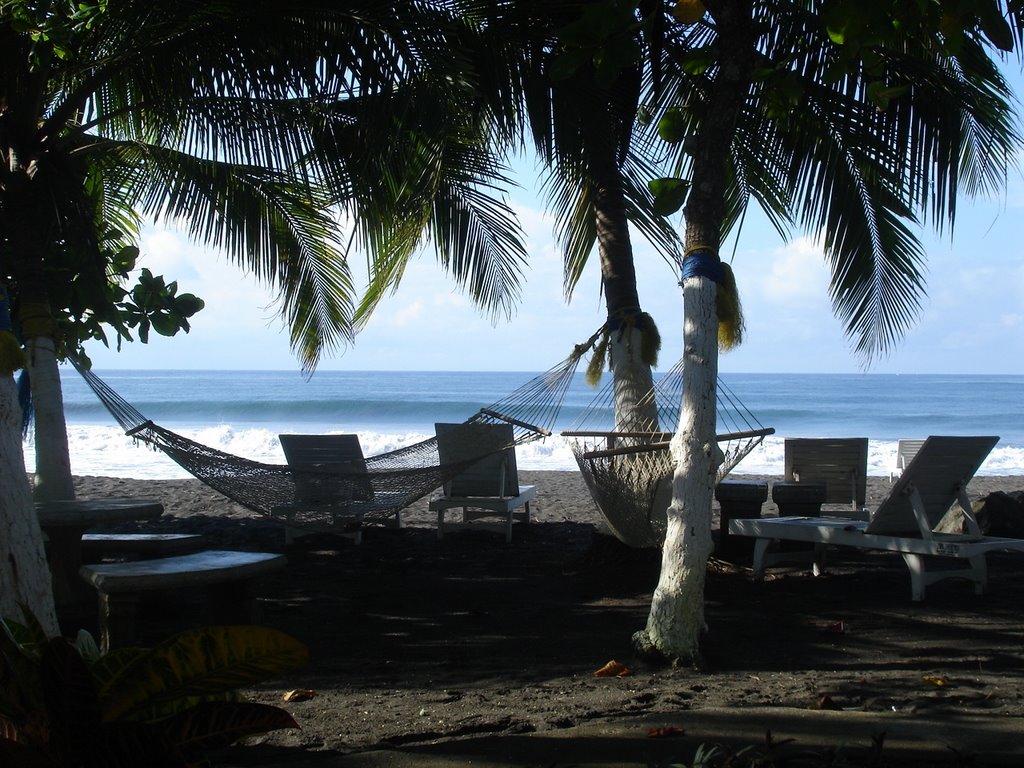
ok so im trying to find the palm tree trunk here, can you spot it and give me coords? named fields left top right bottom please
left=634, top=271, right=718, bottom=661
left=593, top=136, right=660, bottom=434
left=635, top=0, right=755, bottom=663
left=15, top=271, right=76, bottom=502
left=0, top=372, right=59, bottom=633
left=5, top=155, right=77, bottom=503
left=26, top=332, right=75, bottom=501
left=590, top=111, right=667, bottom=547
left=609, top=329, right=658, bottom=434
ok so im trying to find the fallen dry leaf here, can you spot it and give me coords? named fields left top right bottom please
left=647, top=726, right=686, bottom=738
left=594, top=659, right=631, bottom=677
left=816, top=694, right=842, bottom=710
left=282, top=689, right=317, bottom=702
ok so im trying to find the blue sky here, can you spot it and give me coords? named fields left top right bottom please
left=84, top=154, right=1024, bottom=377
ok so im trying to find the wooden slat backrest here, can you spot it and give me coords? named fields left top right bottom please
left=784, top=437, right=869, bottom=510
left=435, top=422, right=519, bottom=498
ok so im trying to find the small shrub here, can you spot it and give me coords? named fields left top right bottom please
left=0, top=610, right=308, bottom=767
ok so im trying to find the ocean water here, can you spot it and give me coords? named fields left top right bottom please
left=24, top=368, right=1024, bottom=479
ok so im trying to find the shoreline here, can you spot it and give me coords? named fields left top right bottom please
left=70, top=471, right=1024, bottom=530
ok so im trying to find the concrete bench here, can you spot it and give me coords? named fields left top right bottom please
left=715, top=480, right=769, bottom=561
left=79, top=550, right=286, bottom=651
left=81, top=533, right=206, bottom=562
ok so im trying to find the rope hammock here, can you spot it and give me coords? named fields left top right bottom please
left=67, top=339, right=595, bottom=532
left=69, top=319, right=771, bottom=544
left=563, top=356, right=774, bottom=548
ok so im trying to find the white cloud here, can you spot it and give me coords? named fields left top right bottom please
left=999, top=313, right=1023, bottom=329
left=81, top=157, right=1024, bottom=375
left=762, top=237, right=830, bottom=302
left=139, top=228, right=201, bottom=279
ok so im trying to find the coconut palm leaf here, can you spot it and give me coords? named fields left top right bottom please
left=299, top=79, right=530, bottom=328
left=648, top=1, right=1019, bottom=361
left=77, top=138, right=352, bottom=370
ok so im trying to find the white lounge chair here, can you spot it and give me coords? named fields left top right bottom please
left=783, top=437, right=868, bottom=514
left=429, top=422, right=536, bottom=543
left=729, top=436, right=1024, bottom=600
left=889, top=438, right=926, bottom=481
left=274, top=433, right=379, bottom=544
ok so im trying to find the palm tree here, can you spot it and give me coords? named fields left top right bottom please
left=632, top=1, right=1022, bottom=662
left=0, top=1, right=530, bottom=630
left=426, top=0, right=1021, bottom=661
left=513, top=1, right=681, bottom=431
left=422, top=1, right=689, bottom=552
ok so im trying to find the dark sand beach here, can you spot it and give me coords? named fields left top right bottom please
left=70, top=471, right=1024, bottom=766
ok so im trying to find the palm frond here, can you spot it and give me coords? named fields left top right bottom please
left=86, top=139, right=352, bottom=370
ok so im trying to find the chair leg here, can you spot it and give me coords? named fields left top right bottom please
left=903, top=553, right=989, bottom=601
left=902, top=553, right=926, bottom=601
left=812, top=543, right=828, bottom=577
left=969, top=555, right=988, bottom=595
left=751, top=539, right=770, bottom=581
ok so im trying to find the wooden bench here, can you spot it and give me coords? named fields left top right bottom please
left=784, top=437, right=869, bottom=516
left=79, top=550, right=287, bottom=651
left=81, top=533, right=206, bottom=562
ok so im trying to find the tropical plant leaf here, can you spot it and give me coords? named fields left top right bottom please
left=657, top=106, right=688, bottom=142
left=0, top=620, right=42, bottom=720
left=39, top=638, right=102, bottom=766
left=89, top=646, right=150, bottom=689
left=648, top=177, right=690, bottom=216
left=652, top=2, right=1018, bottom=361
left=12, top=608, right=48, bottom=650
left=163, top=701, right=299, bottom=753
left=98, top=626, right=308, bottom=722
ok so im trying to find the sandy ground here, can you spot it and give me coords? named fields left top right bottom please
left=69, top=471, right=1024, bottom=766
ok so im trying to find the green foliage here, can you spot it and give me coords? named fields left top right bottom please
left=97, top=625, right=309, bottom=722
left=657, top=107, right=689, bottom=142
left=643, top=0, right=1021, bottom=363
left=648, top=177, right=690, bottom=216
left=3, top=0, right=109, bottom=64
left=124, top=269, right=205, bottom=344
left=42, top=224, right=206, bottom=362
left=822, top=0, right=1018, bottom=76
left=0, top=615, right=307, bottom=768
left=5, top=2, right=503, bottom=374
left=551, top=0, right=643, bottom=86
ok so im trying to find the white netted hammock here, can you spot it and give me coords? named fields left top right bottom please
left=69, top=326, right=770, bottom=542
left=563, top=356, right=773, bottom=548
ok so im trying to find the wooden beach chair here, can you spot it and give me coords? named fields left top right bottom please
left=783, top=437, right=869, bottom=515
left=890, top=438, right=926, bottom=481
left=274, top=433, right=376, bottom=543
left=729, top=435, right=1024, bottom=600
left=429, top=422, right=536, bottom=543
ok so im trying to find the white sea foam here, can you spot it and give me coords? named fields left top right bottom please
left=24, top=425, right=1024, bottom=479
left=723, top=436, right=1019, bottom=478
